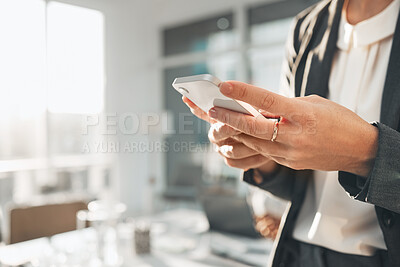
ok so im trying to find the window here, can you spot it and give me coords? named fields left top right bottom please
left=0, top=0, right=46, bottom=160
left=0, top=0, right=113, bottom=205
left=47, top=2, right=104, bottom=114
left=162, top=13, right=239, bottom=197
left=47, top=2, right=105, bottom=156
left=161, top=0, right=317, bottom=197
left=248, top=14, right=293, bottom=92
left=163, top=14, right=236, bottom=56
left=248, top=0, right=316, bottom=91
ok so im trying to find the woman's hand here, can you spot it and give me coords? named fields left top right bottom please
left=254, top=214, right=281, bottom=240
left=208, top=122, right=277, bottom=171
left=207, top=81, right=379, bottom=177
left=182, top=96, right=277, bottom=173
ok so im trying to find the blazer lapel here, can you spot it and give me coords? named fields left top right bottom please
left=301, top=0, right=400, bottom=131
left=296, top=0, right=344, bottom=98
left=380, top=9, right=400, bottom=130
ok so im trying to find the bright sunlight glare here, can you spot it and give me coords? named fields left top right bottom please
left=0, top=0, right=46, bottom=119
left=47, top=2, right=105, bottom=114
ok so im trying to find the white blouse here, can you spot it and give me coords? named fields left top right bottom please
left=291, top=0, right=400, bottom=256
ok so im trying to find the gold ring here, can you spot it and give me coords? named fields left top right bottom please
left=271, top=119, right=280, bottom=142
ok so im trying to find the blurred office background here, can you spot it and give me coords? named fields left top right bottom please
left=0, top=0, right=316, bottom=264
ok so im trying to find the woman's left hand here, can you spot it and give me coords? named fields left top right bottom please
left=208, top=81, right=379, bottom=177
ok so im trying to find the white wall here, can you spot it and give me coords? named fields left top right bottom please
left=53, top=0, right=275, bottom=216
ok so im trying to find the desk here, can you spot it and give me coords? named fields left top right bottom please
left=0, top=209, right=272, bottom=267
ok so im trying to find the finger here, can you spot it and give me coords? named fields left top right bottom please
left=189, top=107, right=211, bottom=122
left=213, top=137, right=238, bottom=147
left=208, top=122, right=240, bottom=143
left=183, top=96, right=206, bottom=117
left=258, top=109, right=280, bottom=119
left=217, top=143, right=259, bottom=159
left=183, top=96, right=217, bottom=123
left=232, top=133, right=287, bottom=157
left=182, top=96, right=199, bottom=109
left=269, top=156, right=291, bottom=169
left=219, top=81, right=298, bottom=116
left=223, top=154, right=270, bottom=170
left=208, top=107, right=278, bottom=140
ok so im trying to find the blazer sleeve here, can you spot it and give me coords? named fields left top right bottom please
left=339, top=122, right=400, bottom=213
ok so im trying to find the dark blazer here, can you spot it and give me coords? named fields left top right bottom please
left=243, top=0, right=400, bottom=266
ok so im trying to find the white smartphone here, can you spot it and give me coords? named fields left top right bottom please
left=172, top=74, right=262, bottom=117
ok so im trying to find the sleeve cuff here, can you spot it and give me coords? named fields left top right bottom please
left=338, top=122, right=378, bottom=202
left=338, top=171, right=370, bottom=201
left=339, top=122, right=400, bottom=211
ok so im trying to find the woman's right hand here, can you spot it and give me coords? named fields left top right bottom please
left=182, top=96, right=277, bottom=173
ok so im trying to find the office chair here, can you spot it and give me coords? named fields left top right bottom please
left=8, top=200, right=88, bottom=244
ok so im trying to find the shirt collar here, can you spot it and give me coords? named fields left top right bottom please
left=337, top=0, right=400, bottom=50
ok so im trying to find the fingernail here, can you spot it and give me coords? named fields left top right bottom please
left=208, top=108, right=217, bottom=118
left=220, top=82, right=233, bottom=94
